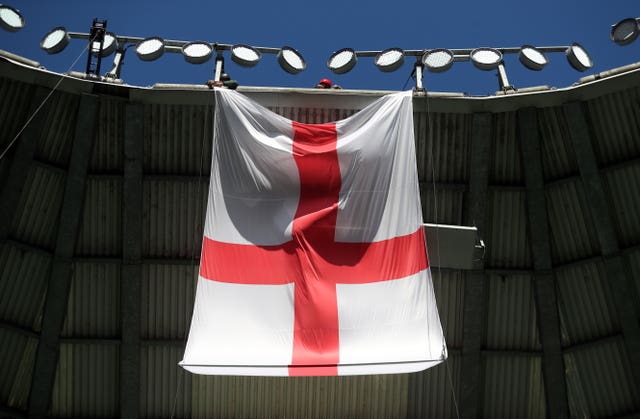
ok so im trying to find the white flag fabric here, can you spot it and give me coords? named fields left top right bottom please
left=180, top=89, right=447, bottom=376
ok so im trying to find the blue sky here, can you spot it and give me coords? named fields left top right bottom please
left=1, top=1, right=639, bottom=94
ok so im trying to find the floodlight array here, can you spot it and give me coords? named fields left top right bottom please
left=611, top=17, right=640, bottom=46
left=36, top=18, right=595, bottom=89
left=0, top=4, right=24, bottom=32
left=37, top=23, right=309, bottom=80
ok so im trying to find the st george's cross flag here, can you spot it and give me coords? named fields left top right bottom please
left=179, top=89, right=447, bottom=376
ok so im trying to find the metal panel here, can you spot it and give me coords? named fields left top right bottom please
left=61, top=262, right=120, bottom=338
left=420, top=185, right=465, bottom=226
left=432, top=270, right=465, bottom=348
left=90, top=96, right=125, bottom=173
left=585, top=87, right=640, bottom=167
left=556, top=261, right=617, bottom=346
left=142, top=178, right=207, bottom=258
left=190, top=374, right=409, bottom=419
left=485, top=273, right=541, bottom=351
left=10, top=164, right=65, bottom=250
left=491, top=111, right=523, bottom=185
left=413, top=112, right=471, bottom=183
left=0, top=77, right=33, bottom=152
left=545, top=180, right=600, bottom=265
left=603, top=164, right=640, bottom=248
left=50, top=343, right=119, bottom=418
left=485, top=188, right=532, bottom=269
left=74, top=177, right=122, bottom=256
left=482, top=354, right=546, bottom=419
left=565, top=339, right=637, bottom=418
left=141, top=263, right=197, bottom=340
left=0, top=244, right=50, bottom=329
left=143, top=104, right=214, bottom=175
left=628, top=248, right=640, bottom=306
left=0, top=330, right=37, bottom=410
left=140, top=344, right=191, bottom=419
left=408, top=355, right=461, bottom=419
left=34, top=91, right=79, bottom=168
left=537, top=107, right=579, bottom=181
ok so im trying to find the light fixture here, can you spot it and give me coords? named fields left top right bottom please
left=135, top=36, right=165, bottom=61
left=422, top=49, right=454, bottom=73
left=327, top=48, right=357, bottom=74
left=374, top=48, right=404, bottom=72
left=565, top=43, right=593, bottom=72
left=182, top=41, right=213, bottom=64
left=0, top=5, right=24, bottom=32
left=470, top=48, right=502, bottom=70
left=40, top=27, right=70, bottom=54
left=518, top=45, right=548, bottom=71
left=611, top=17, right=639, bottom=46
left=278, top=46, right=306, bottom=74
left=91, top=31, right=118, bottom=57
left=231, top=44, right=261, bottom=67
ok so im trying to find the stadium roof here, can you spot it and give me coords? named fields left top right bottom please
left=1, top=51, right=639, bottom=418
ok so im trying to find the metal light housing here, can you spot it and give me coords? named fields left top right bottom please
left=231, top=44, right=261, bottom=67
left=518, top=45, right=548, bottom=71
left=566, top=43, right=593, bottom=72
left=470, top=48, right=503, bottom=70
left=0, top=5, right=24, bottom=32
left=422, top=49, right=454, bottom=73
left=278, top=46, right=306, bottom=74
left=374, top=48, right=404, bottom=72
left=135, top=36, right=165, bottom=61
left=611, top=17, right=639, bottom=46
left=40, top=27, right=70, bottom=54
left=182, top=41, right=213, bottom=64
left=327, top=48, right=357, bottom=74
left=91, top=32, right=118, bottom=57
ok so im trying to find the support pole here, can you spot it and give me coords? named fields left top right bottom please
left=518, top=107, right=569, bottom=419
left=120, top=103, right=144, bottom=419
left=460, top=112, right=492, bottom=419
left=28, top=93, right=99, bottom=418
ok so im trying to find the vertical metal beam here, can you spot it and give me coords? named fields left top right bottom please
left=28, top=93, right=99, bottom=418
left=120, top=103, right=144, bottom=419
left=460, top=112, right=491, bottom=419
left=563, top=101, right=640, bottom=393
left=0, top=86, right=49, bottom=241
left=518, top=107, right=569, bottom=419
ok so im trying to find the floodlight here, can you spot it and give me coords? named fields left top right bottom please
left=611, top=17, right=639, bottom=46
left=40, top=27, right=70, bottom=54
left=136, top=36, right=165, bottom=61
left=0, top=5, right=24, bottom=32
left=182, top=41, right=213, bottom=64
left=422, top=49, right=454, bottom=73
left=470, top=48, right=502, bottom=70
left=278, top=46, right=306, bottom=74
left=374, top=48, right=404, bottom=72
left=231, top=44, right=261, bottom=67
left=566, top=43, right=593, bottom=72
left=518, top=45, right=548, bottom=71
left=327, top=48, right=357, bottom=74
left=91, top=32, right=118, bottom=57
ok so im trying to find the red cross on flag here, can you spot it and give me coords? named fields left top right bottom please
left=180, top=89, right=447, bottom=376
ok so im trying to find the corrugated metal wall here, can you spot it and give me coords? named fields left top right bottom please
left=1, top=59, right=639, bottom=418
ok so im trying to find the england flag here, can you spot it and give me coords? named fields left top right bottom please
left=180, top=89, right=446, bottom=376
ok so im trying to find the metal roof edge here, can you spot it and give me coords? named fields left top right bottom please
left=2, top=50, right=640, bottom=112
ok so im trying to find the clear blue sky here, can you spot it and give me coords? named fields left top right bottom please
left=1, top=0, right=639, bottom=94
